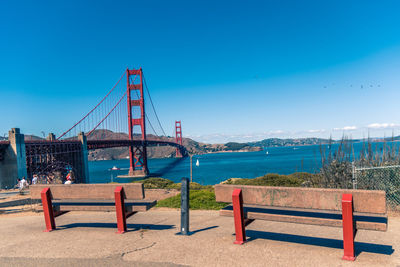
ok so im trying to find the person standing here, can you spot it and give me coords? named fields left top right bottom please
left=32, top=175, right=38, bottom=185
left=66, top=171, right=71, bottom=181
left=65, top=170, right=75, bottom=184
left=64, top=171, right=72, bottom=184
left=20, top=177, right=27, bottom=189
left=17, top=177, right=28, bottom=193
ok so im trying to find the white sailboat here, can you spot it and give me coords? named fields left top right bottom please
left=196, top=159, right=200, bottom=167
left=266, top=151, right=269, bottom=155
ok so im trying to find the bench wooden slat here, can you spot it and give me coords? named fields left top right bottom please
left=220, top=205, right=387, bottom=231
left=35, top=199, right=156, bottom=212
left=215, top=184, right=386, bottom=214
left=30, top=184, right=145, bottom=200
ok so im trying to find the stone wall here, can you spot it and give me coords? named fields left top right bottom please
left=0, top=129, right=27, bottom=189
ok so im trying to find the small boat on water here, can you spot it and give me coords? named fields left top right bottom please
left=196, top=159, right=200, bottom=167
left=266, top=151, right=269, bottom=155
left=111, top=166, right=120, bottom=170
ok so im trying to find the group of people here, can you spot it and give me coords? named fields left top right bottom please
left=15, top=174, right=40, bottom=191
left=14, top=171, right=75, bottom=190
left=15, top=177, right=29, bottom=191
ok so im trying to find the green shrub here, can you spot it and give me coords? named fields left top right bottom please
left=132, top=177, right=174, bottom=189
left=156, top=189, right=228, bottom=210
left=133, top=177, right=212, bottom=190
left=168, top=182, right=214, bottom=190
left=288, top=172, right=323, bottom=187
left=223, top=173, right=303, bottom=187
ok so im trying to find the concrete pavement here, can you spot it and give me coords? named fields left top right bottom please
left=0, top=209, right=399, bottom=266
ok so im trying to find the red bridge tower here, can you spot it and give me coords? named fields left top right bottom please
left=175, top=120, right=183, bottom=157
left=127, top=68, right=148, bottom=176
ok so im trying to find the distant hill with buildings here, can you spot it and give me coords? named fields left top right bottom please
left=248, top=137, right=333, bottom=147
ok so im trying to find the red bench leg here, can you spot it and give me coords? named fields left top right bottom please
left=342, top=193, right=356, bottom=261
left=232, top=189, right=246, bottom=244
left=41, top=187, right=56, bottom=232
left=115, top=186, right=127, bottom=234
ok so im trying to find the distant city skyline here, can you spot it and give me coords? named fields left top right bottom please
left=1, top=1, right=400, bottom=143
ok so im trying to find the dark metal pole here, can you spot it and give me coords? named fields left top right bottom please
left=190, top=155, right=193, bottom=183
left=180, top=177, right=189, bottom=235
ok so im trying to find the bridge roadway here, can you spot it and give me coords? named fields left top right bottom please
left=86, top=139, right=186, bottom=152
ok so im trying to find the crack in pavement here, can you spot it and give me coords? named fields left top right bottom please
left=121, top=242, right=157, bottom=258
left=111, top=229, right=157, bottom=260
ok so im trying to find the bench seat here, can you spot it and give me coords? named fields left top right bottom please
left=220, top=204, right=387, bottom=231
left=215, top=184, right=388, bottom=261
left=35, top=199, right=157, bottom=212
left=30, top=183, right=154, bottom=233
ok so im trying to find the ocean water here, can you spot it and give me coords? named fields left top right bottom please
left=88, top=141, right=399, bottom=185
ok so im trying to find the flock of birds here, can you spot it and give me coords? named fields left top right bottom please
left=323, top=84, right=381, bottom=89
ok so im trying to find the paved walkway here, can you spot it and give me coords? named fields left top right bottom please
left=0, top=209, right=399, bottom=266
left=0, top=190, right=19, bottom=200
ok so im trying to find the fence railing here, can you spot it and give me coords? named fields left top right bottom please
left=353, top=164, right=400, bottom=207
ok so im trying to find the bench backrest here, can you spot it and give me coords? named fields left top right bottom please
left=214, top=184, right=386, bottom=214
left=30, top=183, right=145, bottom=200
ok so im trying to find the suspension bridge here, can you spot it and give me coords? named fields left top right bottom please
left=0, top=68, right=187, bottom=188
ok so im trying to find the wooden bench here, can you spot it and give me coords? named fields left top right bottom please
left=214, top=184, right=388, bottom=261
left=30, top=184, right=156, bottom=233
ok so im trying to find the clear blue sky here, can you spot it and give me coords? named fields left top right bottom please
left=1, top=0, right=400, bottom=143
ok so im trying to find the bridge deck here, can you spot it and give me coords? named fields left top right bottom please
left=22, top=139, right=184, bottom=150
left=86, top=139, right=184, bottom=150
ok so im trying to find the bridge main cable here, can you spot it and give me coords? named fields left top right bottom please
left=57, top=70, right=126, bottom=140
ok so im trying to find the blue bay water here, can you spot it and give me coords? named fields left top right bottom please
left=88, top=141, right=399, bottom=185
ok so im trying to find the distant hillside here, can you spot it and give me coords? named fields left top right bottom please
left=87, top=130, right=179, bottom=160
left=382, top=135, right=400, bottom=142
left=79, top=131, right=381, bottom=161
left=86, top=130, right=262, bottom=161
left=24, top=135, right=44, bottom=141
left=248, top=137, right=333, bottom=147
left=0, top=135, right=43, bottom=141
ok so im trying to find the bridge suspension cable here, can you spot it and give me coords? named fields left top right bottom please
left=86, top=92, right=127, bottom=137
left=57, top=70, right=127, bottom=140
left=143, top=72, right=167, bottom=137
left=128, top=75, right=158, bottom=138
left=57, top=67, right=173, bottom=143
